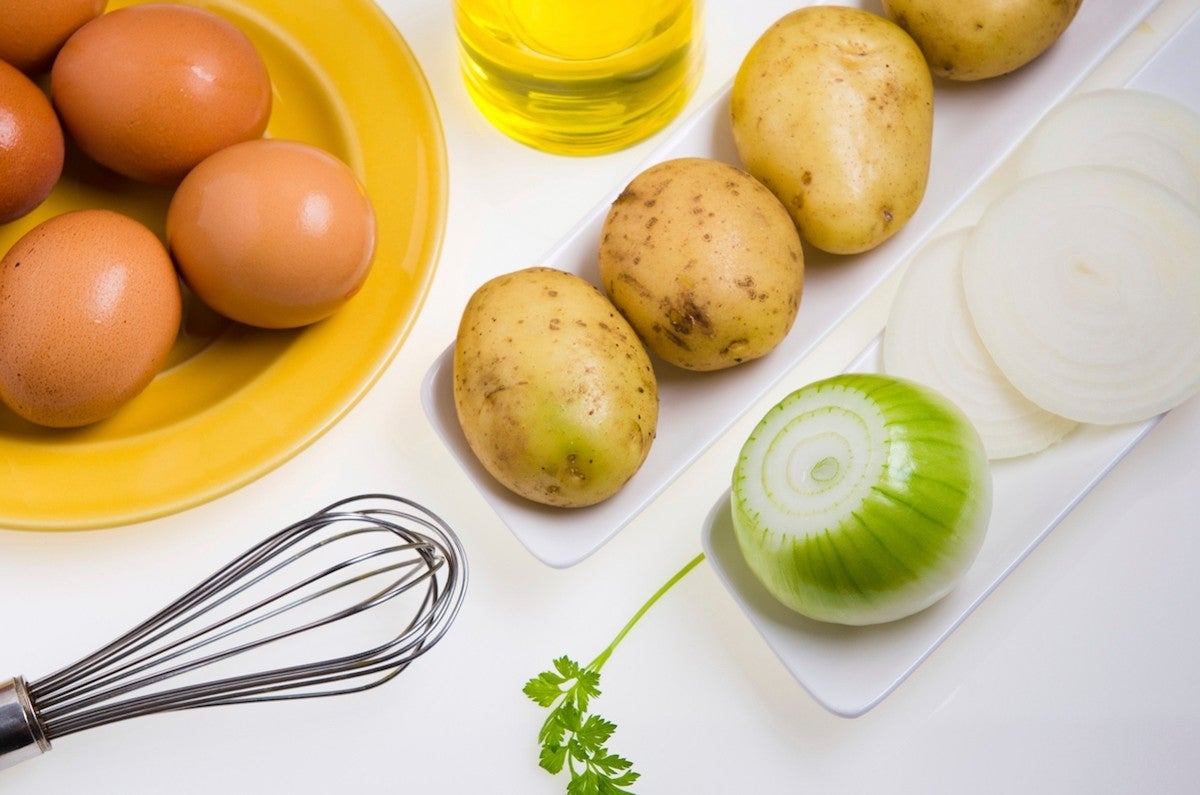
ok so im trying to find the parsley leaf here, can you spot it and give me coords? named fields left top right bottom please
left=522, top=553, right=706, bottom=794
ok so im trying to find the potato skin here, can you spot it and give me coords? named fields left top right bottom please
left=598, top=157, right=804, bottom=371
left=730, top=5, right=934, bottom=255
left=453, top=267, right=658, bottom=508
left=882, top=0, right=1083, bottom=81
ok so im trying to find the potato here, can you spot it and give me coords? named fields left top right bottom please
left=882, top=0, right=1083, bottom=81
left=597, top=157, right=804, bottom=371
left=453, top=266, right=658, bottom=508
left=730, top=6, right=934, bottom=255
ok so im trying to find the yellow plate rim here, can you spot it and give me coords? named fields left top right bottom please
left=0, top=0, right=448, bottom=530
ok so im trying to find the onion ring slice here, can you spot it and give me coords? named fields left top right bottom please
left=962, top=166, right=1200, bottom=425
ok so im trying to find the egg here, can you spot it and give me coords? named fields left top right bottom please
left=0, top=209, right=183, bottom=428
left=0, top=0, right=106, bottom=74
left=166, top=138, right=377, bottom=329
left=0, top=59, right=65, bottom=225
left=50, top=3, right=272, bottom=184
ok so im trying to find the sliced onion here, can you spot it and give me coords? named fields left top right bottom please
left=1014, top=88, right=1200, bottom=209
left=883, top=229, right=1077, bottom=459
left=730, top=373, right=992, bottom=626
left=962, top=166, right=1200, bottom=425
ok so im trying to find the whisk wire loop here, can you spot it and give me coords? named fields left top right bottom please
left=8, top=493, right=467, bottom=750
left=37, top=541, right=438, bottom=722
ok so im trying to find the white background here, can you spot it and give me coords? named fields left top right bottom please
left=2, top=0, right=1198, bottom=792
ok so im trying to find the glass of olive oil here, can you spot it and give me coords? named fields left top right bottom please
left=454, top=0, right=703, bottom=155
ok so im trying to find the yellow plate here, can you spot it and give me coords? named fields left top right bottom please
left=0, top=0, right=447, bottom=530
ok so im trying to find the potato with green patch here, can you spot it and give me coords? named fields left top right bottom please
left=881, top=0, right=1083, bottom=81
left=730, top=5, right=934, bottom=255
left=453, top=266, right=658, bottom=508
left=598, top=157, right=804, bottom=371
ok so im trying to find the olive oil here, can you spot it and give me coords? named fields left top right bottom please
left=455, top=0, right=702, bottom=155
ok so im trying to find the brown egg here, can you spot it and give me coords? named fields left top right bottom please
left=0, top=209, right=182, bottom=428
left=167, top=138, right=377, bottom=329
left=0, top=59, right=65, bottom=225
left=0, top=0, right=107, bottom=74
left=50, top=3, right=272, bottom=184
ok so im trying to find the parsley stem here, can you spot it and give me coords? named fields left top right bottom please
left=587, top=551, right=706, bottom=671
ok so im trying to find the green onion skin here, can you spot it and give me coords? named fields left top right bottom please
left=731, top=373, right=992, bottom=626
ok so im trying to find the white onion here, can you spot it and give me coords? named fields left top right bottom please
left=1014, top=88, right=1200, bottom=209
left=883, top=229, right=1077, bottom=459
left=731, top=373, right=992, bottom=626
left=962, top=166, right=1200, bottom=425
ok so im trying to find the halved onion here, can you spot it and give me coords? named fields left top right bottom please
left=962, top=166, right=1200, bottom=426
left=883, top=229, right=1077, bottom=459
left=731, top=373, right=992, bottom=626
left=1014, top=88, right=1200, bottom=209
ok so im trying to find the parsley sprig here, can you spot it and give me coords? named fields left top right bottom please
left=523, top=552, right=706, bottom=794
left=523, top=656, right=637, bottom=793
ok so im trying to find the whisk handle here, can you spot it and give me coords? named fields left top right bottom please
left=0, top=677, right=50, bottom=770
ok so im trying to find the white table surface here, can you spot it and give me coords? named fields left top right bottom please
left=2, top=1, right=1198, bottom=792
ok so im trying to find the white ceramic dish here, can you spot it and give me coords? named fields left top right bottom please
left=421, top=0, right=1165, bottom=568
left=702, top=338, right=1163, bottom=718
left=698, top=11, right=1200, bottom=717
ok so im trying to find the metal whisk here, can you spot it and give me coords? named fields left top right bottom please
left=0, top=493, right=467, bottom=770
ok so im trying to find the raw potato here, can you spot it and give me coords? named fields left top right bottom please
left=453, top=267, right=658, bottom=508
left=881, top=0, right=1083, bottom=81
left=730, top=5, right=933, bottom=255
left=598, top=157, right=804, bottom=371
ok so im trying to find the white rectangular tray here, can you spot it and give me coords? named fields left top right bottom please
left=421, top=0, right=1166, bottom=568
left=698, top=9, right=1200, bottom=716
left=702, top=338, right=1162, bottom=717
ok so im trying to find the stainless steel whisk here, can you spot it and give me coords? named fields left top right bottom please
left=0, top=493, right=467, bottom=770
